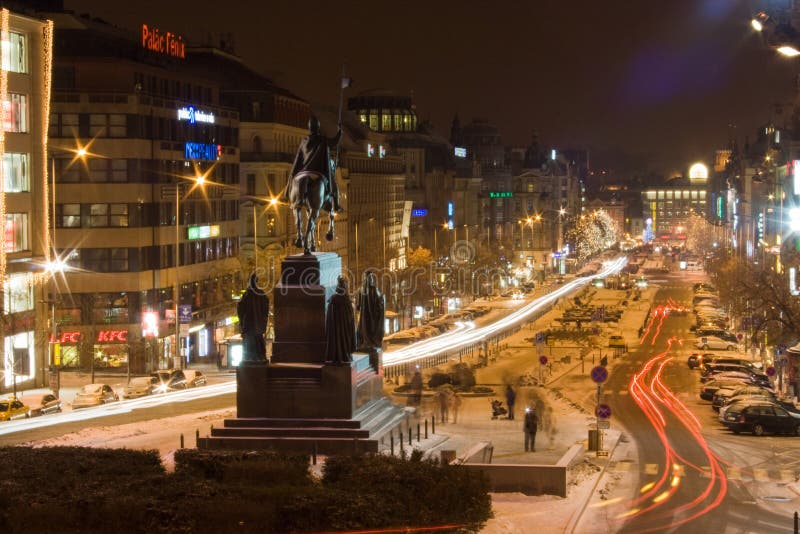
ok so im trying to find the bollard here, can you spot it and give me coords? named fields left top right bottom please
left=195, top=429, right=199, bottom=444
left=313, top=442, right=318, bottom=465
left=795, top=511, right=798, bottom=534
left=417, top=423, right=421, bottom=442
left=408, top=426, right=412, bottom=446
left=432, top=415, right=436, bottom=434
left=399, top=430, right=404, bottom=452
left=180, top=434, right=184, bottom=449
left=425, top=419, right=429, bottom=439
left=390, top=433, right=395, bottom=456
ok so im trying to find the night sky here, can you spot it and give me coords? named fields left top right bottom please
left=65, top=0, right=796, bottom=175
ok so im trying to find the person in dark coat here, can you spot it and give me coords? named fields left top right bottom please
left=356, top=272, right=385, bottom=351
left=524, top=407, right=538, bottom=452
left=325, top=276, right=356, bottom=364
left=236, top=272, right=269, bottom=362
left=505, top=384, right=517, bottom=420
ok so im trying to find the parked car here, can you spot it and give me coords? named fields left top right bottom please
left=700, top=378, right=752, bottom=400
left=722, top=403, right=800, bottom=435
left=711, top=385, right=775, bottom=411
left=183, top=370, right=207, bottom=388
left=608, top=335, right=625, bottom=348
left=702, top=370, right=773, bottom=390
left=19, top=393, right=62, bottom=416
left=0, top=397, right=29, bottom=421
left=695, top=336, right=737, bottom=351
left=721, top=398, right=800, bottom=421
left=704, top=357, right=757, bottom=371
left=688, top=353, right=717, bottom=369
left=72, top=384, right=119, bottom=409
left=151, top=369, right=188, bottom=393
left=122, top=376, right=159, bottom=399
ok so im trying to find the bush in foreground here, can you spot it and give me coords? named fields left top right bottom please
left=0, top=447, right=491, bottom=533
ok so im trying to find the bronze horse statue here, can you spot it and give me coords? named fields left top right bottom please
left=288, top=168, right=335, bottom=255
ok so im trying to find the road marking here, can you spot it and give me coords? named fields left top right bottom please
left=615, top=461, right=631, bottom=471
left=700, top=466, right=711, bottom=478
left=779, top=470, right=795, bottom=483
left=673, top=464, right=685, bottom=477
left=644, top=463, right=659, bottom=475
left=727, top=466, right=742, bottom=480
left=617, top=389, right=629, bottom=395
left=753, top=468, right=770, bottom=482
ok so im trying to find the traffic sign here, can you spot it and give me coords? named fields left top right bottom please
left=596, top=403, right=612, bottom=419
left=766, top=366, right=776, bottom=377
left=737, top=333, right=743, bottom=341
left=535, top=332, right=545, bottom=344
left=590, top=365, right=608, bottom=384
left=539, top=355, right=548, bottom=365
left=597, top=420, right=611, bottom=429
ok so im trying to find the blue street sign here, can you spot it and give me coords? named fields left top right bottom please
left=590, top=365, right=608, bottom=384
left=178, top=304, right=192, bottom=324
left=536, top=332, right=545, bottom=344
left=596, top=404, right=612, bottom=419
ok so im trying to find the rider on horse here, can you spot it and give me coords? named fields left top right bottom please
left=280, top=115, right=343, bottom=212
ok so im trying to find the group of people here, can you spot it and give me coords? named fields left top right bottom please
left=435, top=387, right=463, bottom=424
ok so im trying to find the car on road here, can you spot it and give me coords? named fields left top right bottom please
left=695, top=335, right=737, bottom=351
left=19, top=393, right=62, bottom=416
left=151, top=369, right=188, bottom=393
left=608, top=335, right=625, bottom=348
left=122, top=376, right=159, bottom=399
left=722, top=403, right=800, bottom=436
left=183, top=370, right=207, bottom=388
left=0, top=397, right=29, bottom=421
left=72, top=383, right=119, bottom=409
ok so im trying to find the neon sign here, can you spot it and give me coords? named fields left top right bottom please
left=187, top=225, right=220, bottom=240
left=178, top=106, right=215, bottom=125
left=489, top=191, right=513, bottom=198
left=411, top=209, right=428, bottom=217
left=141, top=24, right=185, bottom=59
left=97, top=330, right=128, bottom=342
left=50, top=331, right=81, bottom=343
left=454, top=147, right=467, bottom=158
left=185, top=142, right=221, bottom=161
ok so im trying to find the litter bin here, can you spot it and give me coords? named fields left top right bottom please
left=587, top=425, right=599, bottom=451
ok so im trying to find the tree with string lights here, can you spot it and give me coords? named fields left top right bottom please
left=563, top=210, right=620, bottom=262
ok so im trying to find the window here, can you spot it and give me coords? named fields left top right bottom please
left=2, top=32, right=26, bottom=73
left=57, top=203, right=80, bottom=228
left=111, top=248, right=129, bottom=271
left=3, top=93, right=27, bottom=132
left=381, top=112, right=391, bottom=131
left=4, top=331, right=33, bottom=383
left=87, top=203, right=128, bottom=227
left=246, top=173, right=256, bottom=195
left=3, top=153, right=28, bottom=192
left=49, top=113, right=79, bottom=138
left=4, top=273, right=33, bottom=313
left=89, top=113, right=126, bottom=137
left=527, top=183, right=534, bottom=193
left=88, top=159, right=128, bottom=182
left=5, top=213, right=27, bottom=252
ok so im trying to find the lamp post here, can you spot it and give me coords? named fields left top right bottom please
left=174, top=174, right=205, bottom=370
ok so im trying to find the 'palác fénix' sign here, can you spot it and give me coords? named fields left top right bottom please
left=141, top=24, right=185, bottom=59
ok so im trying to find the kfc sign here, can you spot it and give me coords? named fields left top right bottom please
left=50, top=331, right=81, bottom=343
left=97, top=329, right=128, bottom=342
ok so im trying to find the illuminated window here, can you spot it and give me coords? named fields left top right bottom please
left=4, top=213, right=27, bottom=252
left=393, top=113, right=401, bottom=131
left=368, top=110, right=378, bottom=130
left=3, top=93, right=27, bottom=132
left=4, top=273, right=33, bottom=313
left=646, top=191, right=656, bottom=200
left=381, top=111, right=391, bottom=131
left=359, top=113, right=367, bottom=124
left=88, top=203, right=128, bottom=227
left=527, top=183, right=534, bottom=193
left=3, top=152, right=28, bottom=192
left=57, top=203, right=80, bottom=228
left=657, top=191, right=664, bottom=199
left=2, top=32, right=26, bottom=73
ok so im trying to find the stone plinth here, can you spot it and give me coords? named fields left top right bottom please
left=271, top=252, right=340, bottom=364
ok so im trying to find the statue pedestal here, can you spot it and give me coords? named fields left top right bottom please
left=198, top=253, right=404, bottom=455
left=271, top=253, right=340, bottom=364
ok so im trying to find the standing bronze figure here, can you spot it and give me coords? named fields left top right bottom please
left=325, top=276, right=356, bottom=364
left=282, top=115, right=342, bottom=254
left=356, top=272, right=385, bottom=351
left=237, top=272, right=270, bottom=362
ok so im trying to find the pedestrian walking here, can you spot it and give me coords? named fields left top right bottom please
left=505, top=384, right=516, bottom=420
left=408, top=371, right=423, bottom=407
left=450, top=391, right=462, bottom=423
left=436, top=386, right=451, bottom=424
left=524, top=407, right=538, bottom=452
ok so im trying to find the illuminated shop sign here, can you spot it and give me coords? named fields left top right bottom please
left=177, top=106, right=215, bottom=124
left=50, top=331, right=81, bottom=343
left=793, top=160, right=800, bottom=195
left=187, top=224, right=220, bottom=240
left=141, top=24, right=185, bottom=59
left=489, top=191, right=513, bottom=198
left=411, top=209, right=428, bottom=217
left=185, top=142, right=221, bottom=161
left=142, top=312, right=159, bottom=337
left=447, top=202, right=454, bottom=217
left=97, top=330, right=128, bottom=343
left=454, top=147, right=467, bottom=158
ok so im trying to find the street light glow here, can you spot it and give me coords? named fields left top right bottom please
left=269, top=197, right=278, bottom=206
left=778, top=45, right=800, bottom=57
left=751, top=18, right=763, bottom=32
left=76, top=148, right=87, bottom=158
left=195, top=175, right=206, bottom=185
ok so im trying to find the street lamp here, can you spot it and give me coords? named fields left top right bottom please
left=173, top=173, right=206, bottom=370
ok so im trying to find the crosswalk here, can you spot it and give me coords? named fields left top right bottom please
left=619, top=463, right=800, bottom=484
